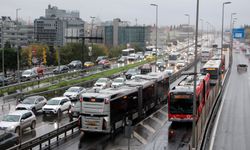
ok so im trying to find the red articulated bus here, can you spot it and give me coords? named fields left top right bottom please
left=168, top=73, right=210, bottom=122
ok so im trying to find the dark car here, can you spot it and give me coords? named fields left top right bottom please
left=0, top=76, right=14, bottom=86
left=0, top=130, right=19, bottom=149
left=68, top=60, right=82, bottom=69
left=53, top=65, right=69, bottom=74
left=125, top=68, right=140, bottom=79
left=140, top=64, right=152, bottom=74
left=96, top=56, right=108, bottom=64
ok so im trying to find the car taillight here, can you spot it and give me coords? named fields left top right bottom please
left=104, top=98, right=109, bottom=104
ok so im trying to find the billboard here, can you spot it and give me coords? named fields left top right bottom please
left=232, top=28, right=245, bottom=39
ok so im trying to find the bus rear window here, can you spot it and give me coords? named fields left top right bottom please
left=83, top=97, right=104, bottom=102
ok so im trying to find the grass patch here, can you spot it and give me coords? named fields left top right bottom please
left=25, top=60, right=150, bottom=95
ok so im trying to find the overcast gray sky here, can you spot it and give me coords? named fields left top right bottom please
left=0, top=0, right=248, bottom=29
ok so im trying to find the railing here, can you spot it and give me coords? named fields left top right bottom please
left=8, top=120, right=79, bottom=150
left=195, top=65, right=231, bottom=149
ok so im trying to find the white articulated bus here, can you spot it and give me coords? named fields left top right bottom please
left=201, top=48, right=213, bottom=63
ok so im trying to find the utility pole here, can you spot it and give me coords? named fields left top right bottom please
left=192, top=0, right=199, bottom=149
left=16, top=8, right=21, bottom=83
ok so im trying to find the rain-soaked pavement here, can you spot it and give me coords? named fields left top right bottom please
left=211, top=49, right=250, bottom=150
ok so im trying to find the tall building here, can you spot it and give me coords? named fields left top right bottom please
left=102, top=18, right=150, bottom=47
left=34, top=5, right=84, bottom=46
left=0, top=16, right=34, bottom=48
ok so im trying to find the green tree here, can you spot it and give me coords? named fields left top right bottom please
left=109, top=45, right=126, bottom=58
left=0, top=41, right=17, bottom=74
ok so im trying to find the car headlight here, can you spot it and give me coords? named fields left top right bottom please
left=9, top=125, right=16, bottom=130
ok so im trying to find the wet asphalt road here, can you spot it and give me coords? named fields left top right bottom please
left=212, top=50, right=250, bottom=150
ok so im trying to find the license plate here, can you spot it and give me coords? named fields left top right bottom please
left=87, top=121, right=96, bottom=126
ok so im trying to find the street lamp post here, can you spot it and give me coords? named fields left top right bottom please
left=221, top=1, right=231, bottom=81
left=185, top=14, right=190, bottom=63
left=1, top=21, right=5, bottom=86
left=150, top=3, right=158, bottom=72
left=192, top=0, right=200, bottom=149
left=16, top=8, right=21, bottom=83
left=229, top=13, right=236, bottom=67
left=90, top=16, right=95, bottom=62
left=206, top=21, right=210, bottom=47
left=200, top=19, right=203, bottom=45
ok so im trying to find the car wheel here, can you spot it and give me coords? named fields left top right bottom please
left=68, top=105, right=72, bottom=111
left=31, top=120, right=36, bottom=129
left=57, top=109, right=62, bottom=116
left=15, top=127, right=20, bottom=135
left=32, top=108, right=37, bottom=114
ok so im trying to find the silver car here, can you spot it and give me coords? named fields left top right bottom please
left=16, top=96, right=47, bottom=113
left=63, top=87, right=86, bottom=100
left=0, top=110, right=36, bottom=135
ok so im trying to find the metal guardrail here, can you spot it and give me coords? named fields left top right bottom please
left=8, top=120, right=79, bottom=150
left=197, top=64, right=232, bottom=149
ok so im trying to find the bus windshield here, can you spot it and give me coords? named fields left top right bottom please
left=203, top=69, right=219, bottom=79
left=169, top=94, right=193, bottom=114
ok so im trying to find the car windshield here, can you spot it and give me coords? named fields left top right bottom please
left=2, top=115, right=20, bottom=122
left=96, top=78, right=107, bottom=83
left=22, top=97, right=36, bottom=104
left=67, top=87, right=80, bottom=92
left=47, top=99, right=60, bottom=105
left=114, top=78, right=124, bottom=83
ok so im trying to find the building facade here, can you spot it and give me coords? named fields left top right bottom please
left=34, top=5, right=84, bottom=46
left=102, top=18, right=150, bottom=48
left=0, top=16, right=34, bottom=48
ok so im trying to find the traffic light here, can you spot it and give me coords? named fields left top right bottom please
left=43, top=48, right=47, bottom=65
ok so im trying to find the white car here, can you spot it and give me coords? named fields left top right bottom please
left=111, top=77, right=126, bottom=88
left=63, top=86, right=86, bottom=100
left=16, top=96, right=47, bottom=113
left=0, top=110, right=36, bottom=135
left=164, top=67, right=174, bottom=75
left=176, top=60, right=186, bottom=68
left=94, top=78, right=112, bottom=89
left=42, top=97, right=72, bottom=115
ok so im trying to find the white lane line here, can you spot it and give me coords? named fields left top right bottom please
left=209, top=78, right=231, bottom=150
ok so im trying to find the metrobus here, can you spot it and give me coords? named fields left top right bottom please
left=121, top=48, right=135, bottom=57
left=80, top=77, right=163, bottom=134
left=211, top=53, right=225, bottom=72
left=80, top=86, right=139, bottom=133
left=201, top=48, right=213, bottom=63
left=201, top=59, right=222, bottom=85
left=168, top=73, right=210, bottom=122
left=134, top=72, right=170, bottom=103
left=168, top=52, right=180, bottom=66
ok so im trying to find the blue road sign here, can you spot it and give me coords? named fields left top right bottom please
left=232, top=28, right=245, bottom=39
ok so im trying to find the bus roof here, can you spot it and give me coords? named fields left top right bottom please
left=81, top=86, right=137, bottom=100
left=202, top=59, right=221, bottom=69
left=134, top=72, right=168, bottom=81
left=125, top=78, right=155, bottom=88
left=170, top=74, right=203, bottom=93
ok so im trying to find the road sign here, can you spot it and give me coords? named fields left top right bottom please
left=232, top=28, right=245, bottom=39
